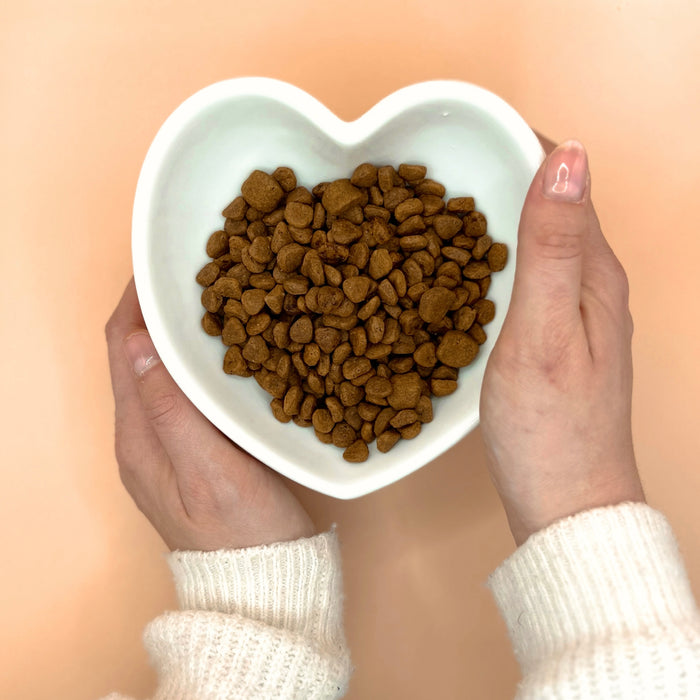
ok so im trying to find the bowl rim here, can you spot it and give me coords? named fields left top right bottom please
left=132, top=77, right=544, bottom=499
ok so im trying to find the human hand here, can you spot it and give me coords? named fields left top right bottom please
left=480, top=140, right=645, bottom=545
left=105, top=279, right=315, bottom=551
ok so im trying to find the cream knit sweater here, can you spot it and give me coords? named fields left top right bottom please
left=105, top=504, right=700, bottom=699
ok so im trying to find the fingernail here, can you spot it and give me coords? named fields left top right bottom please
left=124, top=331, right=161, bottom=377
left=542, top=140, right=588, bottom=203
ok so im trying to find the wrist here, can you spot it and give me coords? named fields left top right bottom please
left=502, top=474, right=645, bottom=546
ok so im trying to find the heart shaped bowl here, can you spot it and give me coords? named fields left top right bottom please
left=132, top=77, right=543, bottom=499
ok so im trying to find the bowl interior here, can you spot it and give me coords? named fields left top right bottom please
left=133, top=79, right=543, bottom=498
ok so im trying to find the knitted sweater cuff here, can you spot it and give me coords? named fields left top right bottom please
left=487, top=502, right=698, bottom=673
left=137, top=530, right=351, bottom=699
left=166, top=529, right=344, bottom=647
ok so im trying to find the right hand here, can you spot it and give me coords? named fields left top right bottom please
left=480, top=140, right=645, bottom=545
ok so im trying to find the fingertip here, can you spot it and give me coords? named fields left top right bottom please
left=540, top=139, right=589, bottom=205
left=124, top=330, right=161, bottom=378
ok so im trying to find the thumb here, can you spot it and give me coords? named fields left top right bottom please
left=123, top=330, right=229, bottom=467
left=510, top=139, right=591, bottom=319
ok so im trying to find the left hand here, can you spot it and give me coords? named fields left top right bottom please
left=105, top=278, right=315, bottom=551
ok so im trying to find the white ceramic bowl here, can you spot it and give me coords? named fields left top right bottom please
left=132, top=77, right=543, bottom=499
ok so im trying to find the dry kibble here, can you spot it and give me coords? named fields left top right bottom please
left=332, top=421, right=357, bottom=448
left=368, top=248, right=393, bottom=279
left=473, top=299, right=496, bottom=325
left=197, top=262, right=220, bottom=287
left=387, top=372, right=422, bottom=409
left=202, top=312, right=222, bottom=336
left=343, top=275, right=372, bottom=303
left=312, top=408, right=334, bottom=433
left=398, top=163, right=427, bottom=181
left=270, top=398, right=292, bottom=423
left=415, top=395, right=433, bottom=423
left=223, top=196, right=248, bottom=220
left=343, top=439, right=369, bottom=463
left=462, top=261, right=492, bottom=280
left=418, top=286, right=455, bottom=323
left=436, top=331, right=479, bottom=368
left=222, top=317, right=246, bottom=345
left=272, top=166, right=297, bottom=192
left=446, top=197, right=475, bottom=213
left=322, top=180, right=364, bottom=215
left=351, top=163, right=378, bottom=188
left=223, top=345, right=252, bottom=376
left=199, top=164, right=507, bottom=461
left=377, top=430, right=400, bottom=453
left=487, top=243, right=508, bottom=271
left=241, top=170, right=285, bottom=213
left=400, top=422, right=421, bottom=440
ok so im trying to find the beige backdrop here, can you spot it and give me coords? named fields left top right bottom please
left=1, top=1, right=698, bottom=698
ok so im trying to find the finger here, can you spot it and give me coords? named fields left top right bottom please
left=105, top=279, right=171, bottom=507
left=122, top=330, right=252, bottom=489
left=508, top=140, right=592, bottom=325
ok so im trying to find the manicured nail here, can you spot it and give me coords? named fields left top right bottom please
left=542, top=140, right=588, bottom=203
left=124, top=331, right=161, bottom=377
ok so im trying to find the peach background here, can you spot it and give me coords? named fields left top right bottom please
left=2, top=1, right=698, bottom=698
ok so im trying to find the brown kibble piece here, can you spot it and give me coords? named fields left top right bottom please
left=453, top=305, right=477, bottom=332
left=289, top=315, right=313, bottom=344
left=433, top=215, right=463, bottom=240
left=463, top=262, right=492, bottom=280
left=201, top=287, right=223, bottom=313
left=446, top=197, right=475, bottom=213
left=343, top=439, right=369, bottom=463
left=351, top=163, right=378, bottom=187
left=436, top=330, right=479, bottom=367
left=202, top=312, right=222, bottom=336
left=415, top=395, right=433, bottom=423
left=312, top=408, right=334, bottom=433
left=242, top=335, right=270, bottom=364
left=241, top=288, right=267, bottom=315
left=339, top=381, right=364, bottom=406
left=241, top=170, right=285, bottom=213
left=431, top=378, right=458, bottom=397
left=206, top=230, right=229, bottom=258
left=322, top=179, right=364, bottom=215
left=400, top=422, right=421, bottom=440
left=473, top=299, right=496, bottom=325
left=368, top=248, right=393, bottom=279
left=343, top=275, right=372, bottom=303
left=413, top=342, right=437, bottom=367
left=418, top=286, right=455, bottom=323
left=331, top=219, right=362, bottom=245
left=270, top=398, right=292, bottom=423
left=471, top=234, right=493, bottom=261
left=463, top=211, right=487, bottom=237
left=332, top=421, right=357, bottom=448
left=387, top=372, right=422, bottom=409
left=398, top=163, right=427, bottom=181
left=390, top=409, right=419, bottom=428
left=272, top=166, right=297, bottom=192
left=223, top=196, right=248, bottom=220
left=342, top=356, right=371, bottom=380
left=222, top=317, right=247, bottom=345
left=487, top=243, right=508, bottom=271
left=377, top=430, right=400, bottom=453
left=197, top=262, right=220, bottom=287
left=285, top=202, right=314, bottom=228
left=223, top=345, right=252, bottom=376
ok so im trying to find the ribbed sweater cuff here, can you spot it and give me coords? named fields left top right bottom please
left=167, top=530, right=344, bottom=648
left=487, top=503, right=698, bottom=673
